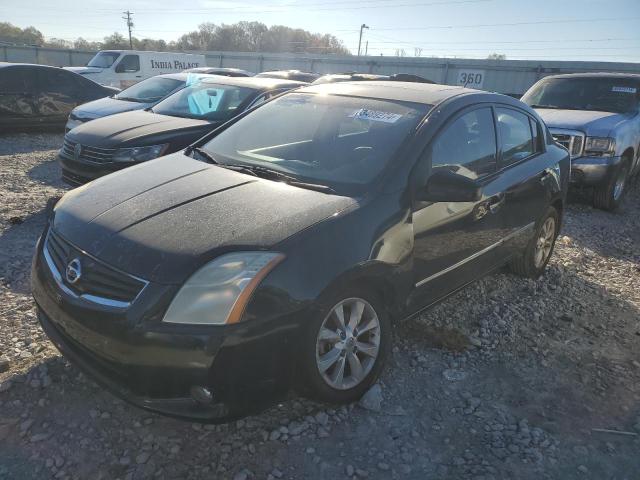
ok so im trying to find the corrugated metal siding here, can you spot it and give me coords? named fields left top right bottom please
left=3, top=45, right=639, bottom=95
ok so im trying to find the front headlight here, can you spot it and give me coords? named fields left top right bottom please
left=584, top=137, right=615, bottom=156
left=112, top=144, right=168, bottom=162
left=162, top=252, right=285, bottom=325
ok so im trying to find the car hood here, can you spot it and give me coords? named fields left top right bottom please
left=51, top=153, right=355, bottom=284
left=73, top=97, right=150, bottom=120
left=66, top=110, right=213, bottom=148
left=64, top=66, right=103, bottom=75
left=535, top=108, right=632, bottom=137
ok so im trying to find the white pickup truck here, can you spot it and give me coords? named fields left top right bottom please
left=65, top=50, right=206, bottom=89
left=522, top=73, right=640, bottom=210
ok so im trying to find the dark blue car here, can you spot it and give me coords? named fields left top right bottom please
left=65, top=72, right=208, bottom=132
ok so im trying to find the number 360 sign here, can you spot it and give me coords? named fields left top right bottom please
left=457, top=70, right=485, bottom=89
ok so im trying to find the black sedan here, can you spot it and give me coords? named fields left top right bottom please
left=58, top=76, right=304, bottom=185
left=66, top=73, right=206, bottom=132
left=0, top=62, right=118, bottom=131
left=33, top=82, right=569, bottom=422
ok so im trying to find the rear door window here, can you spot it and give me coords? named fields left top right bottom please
left=0, top=67, right=35, bottom=92
left=496, top=108, right=535, bottom=166
left=38, top=69, right=78, bottom=97
left=431, top=107, right=497, bottom=179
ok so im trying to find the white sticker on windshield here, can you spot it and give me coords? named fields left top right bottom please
left=350, top=108, right=402, bottom=123
left=612, top=86, right=637, bottom=94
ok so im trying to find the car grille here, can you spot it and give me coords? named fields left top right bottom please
left=550, top=130, right=584, bottom=158
left=61, top=138, right=116, bottom=164
left=44, top=229, right=147, bottom=307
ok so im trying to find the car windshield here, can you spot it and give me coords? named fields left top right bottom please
left=522, top=77, right=640, bottom=114
left=87, top=52, right=121, bottom=68
left=152, top=81, right=255, bottom=121
left=114, top=77, right=184, bottom=103
left=201, top=92, right=430, bottom=195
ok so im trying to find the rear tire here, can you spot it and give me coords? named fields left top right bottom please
left=509, top=206, right=559, bottom=279
left=298, top=287, right=391, bottom=404
left=593, top=158, right=630, bottom=211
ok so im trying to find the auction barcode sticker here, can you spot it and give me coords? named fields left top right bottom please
left=350, top=109, right=402, bottom=123
left=612, top=86, right=637, bottom=93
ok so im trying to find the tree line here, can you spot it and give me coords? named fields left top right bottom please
left=0, top=21, right=350, bottom=55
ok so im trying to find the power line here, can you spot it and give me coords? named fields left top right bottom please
left=335, top=16, right=640, bottom=31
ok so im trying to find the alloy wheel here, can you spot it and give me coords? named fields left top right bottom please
left=534, top=217, right=556, bottom=268
left=315, top=298, right=381, bottom=390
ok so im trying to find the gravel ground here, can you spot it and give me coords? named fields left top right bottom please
left=1, top=132, right=639, bottom=480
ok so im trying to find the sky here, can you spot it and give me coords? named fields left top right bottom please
left=3, top=0, right=640, bottom=62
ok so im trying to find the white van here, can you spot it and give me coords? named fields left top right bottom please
left=65, top=50, right=206, bottom=89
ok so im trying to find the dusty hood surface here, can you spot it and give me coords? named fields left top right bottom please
left=66, top=110, right=213, bottom=148
left=74, top=97, right=149, bottom=120
left=535, top=108, right=632, bottom=137
left=52, top=154, right=355, bottom=283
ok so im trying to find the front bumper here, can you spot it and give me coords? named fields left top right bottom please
left=570, top=155, right=622, bottom=186
left=32, top=231, right=299, bottom=422
left=58, top=152, right=125, bottom=186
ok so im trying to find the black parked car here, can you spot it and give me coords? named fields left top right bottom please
left=0, top=62, right=118, bottom=131
left=255, top=70, right=320, bottom=83
left=58, top=76, right=304, bottom=185
left=66, top=73, right=207, bottom=132
left=33, top=82, right=569, bottom=422
left=313, top=72, right=435, bottom=84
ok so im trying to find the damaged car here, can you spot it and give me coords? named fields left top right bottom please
left=33, top=81, right=569, bottom=422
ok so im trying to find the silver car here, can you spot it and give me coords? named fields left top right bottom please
left=522, top=73, right=640, bottom=210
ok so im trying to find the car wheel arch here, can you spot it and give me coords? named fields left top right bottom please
left=314, top=264, right=407, bottom=322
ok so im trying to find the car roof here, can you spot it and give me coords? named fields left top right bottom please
left=298, top=81, right=480, bottom=106
left=543, top=72, right=640, bottom=81
left=196, top=75, right=307, bottom=90
left=0, top=62, right=64, bottom=70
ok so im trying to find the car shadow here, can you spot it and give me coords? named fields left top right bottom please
left=26, top=159, right=68, bottom=189
left=0, top=201, right=58, bottom=295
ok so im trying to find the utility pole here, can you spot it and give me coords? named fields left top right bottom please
left=122, top=10, right=134, bottom=49
left=357, top=24, right=369, bottom=56
left=365, top=41, right=368, bottom=56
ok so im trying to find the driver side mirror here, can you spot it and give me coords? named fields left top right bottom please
left=418, top=168, right=482, bottom=203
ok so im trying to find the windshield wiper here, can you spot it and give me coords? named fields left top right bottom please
left=286, top=180, right=337, bottom=194
left=115, top=96, right=144, bottom=103
left=529, top=104, right=562, bottom=109
left=226, top=164, right=336, bottom=193
left=217, top=164, right=258, bottom=176
left=187, top=146, right=218, bottom=164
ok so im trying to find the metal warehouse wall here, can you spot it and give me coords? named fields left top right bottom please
left=3, top=45, right=639, bottom=95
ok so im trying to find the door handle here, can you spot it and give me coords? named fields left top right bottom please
left=488, top=194, right=505, bottom=214
left=539, top=169, right=552, bottom=182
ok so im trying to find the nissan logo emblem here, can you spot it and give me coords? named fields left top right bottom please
left=65, top=258, right=82, bottom=284
left=73, top=143, right=82, bottom=161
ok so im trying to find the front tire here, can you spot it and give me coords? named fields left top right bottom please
left=509, top=206, right=559, bottom=279
left=298, top=288, right=391, bottom=404
left=593, top=158, right=630, bottom=211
